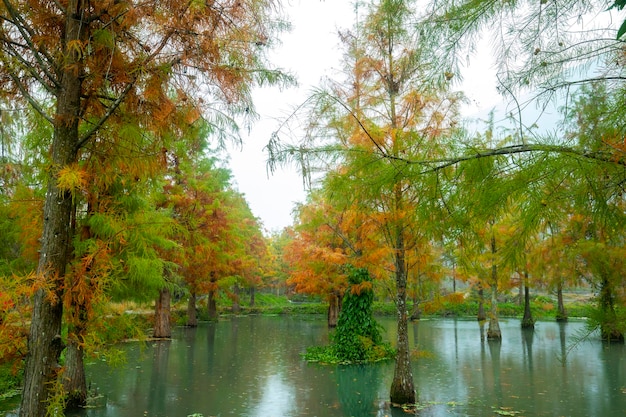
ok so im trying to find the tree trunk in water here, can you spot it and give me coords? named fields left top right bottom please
left=598, top=277, right=624, bottom=342
left=187, top=291, right=198, bottom=327
left=232, top=283, right=240, bottom=313
left=327, top=292, right=340, bottom=328
left=487, top=284, right=501, bottom=340
left=153, top=288, right=171, bottom=338
left=477, top=284, right=486, bottom=321
left=556, top=280, right=568, bottom=322
left=20, top=4, right=84, bottom=414
left=207, top=289, right=218, bottom=321
left=389, top=234, right=416, bottom=406
left=486, top=234, right=501, bottom=341
left=521, top=282, right=534, bottom=329
left=410, top=299, right=421, bottom=321
left=63, top=335, right=87, bottom=410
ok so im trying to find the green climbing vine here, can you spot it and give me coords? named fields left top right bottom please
left=304, top=266, right=395, bottom=364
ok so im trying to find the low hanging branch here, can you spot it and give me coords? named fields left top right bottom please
left=267, top=90, right=626, bottom=184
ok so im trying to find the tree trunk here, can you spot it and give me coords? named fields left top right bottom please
left=153, top=288, right=171, bottom=338
left=486, top=234, right=501, bottom=341
left=249, top=286, right=255, bottom=307
left=521, top=283, right=534, bottom=329
left=207, top=289, right=218, bottom=321
left=327, top=291, right=340, bottom=328
left=63, top=336, right=87, bottom=410
left=389, top=234, right=416, bottom=406
left=556, top=279, right=568, bottom=322
left=477, top=284, right=486, bottom=321
left=20, top=3, right=84, bottom=414
left=187, top=291, right=198, bottom=327
left=487, top=284, right=501, bottom=340
left=598, top=277, right=624, bottom=342
left=232, top=283, right=240, bottom=313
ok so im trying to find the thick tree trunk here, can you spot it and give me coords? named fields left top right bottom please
left=521, top=281, right=534, bottom=329
left=63, top=335, right=87, bottom=409
left=207, top=289, right=218, bottom=321
left=598, top=277, right=624, bottom=342
left=556, top=280, right=568, bottom=322
left=187, top=291, right=198, bottom=327
left=390, top=235, right=416, bottom=406
left=20, top=3, right=84, bottom=414
left=153, top=288, right=171, bottom=338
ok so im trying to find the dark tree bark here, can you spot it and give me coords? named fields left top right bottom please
left=20, top=3, right=84, bottom=414
left=521, top=278, right=535, bottom=329
left=207, top=289, right=218, bottom=321
left=153, top=288, right=171, bottom=338
left=187, top=291, right=198, bottom=327
left=556, top=280, right=568, bottom=322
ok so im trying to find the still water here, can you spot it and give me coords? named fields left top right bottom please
left=4, top=316, right=626, bottom=416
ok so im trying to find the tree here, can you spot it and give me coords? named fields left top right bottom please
left=0, top=2, right=290, bottom=415
left=284, top=192, right=351, bottom=327
left=269, top=0, right=462, bottom=406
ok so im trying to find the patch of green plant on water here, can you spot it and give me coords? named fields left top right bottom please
left=492, top=406, right=522, bottom=415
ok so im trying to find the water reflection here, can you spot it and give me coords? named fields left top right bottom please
left=1, top=317, right=625, bottom=417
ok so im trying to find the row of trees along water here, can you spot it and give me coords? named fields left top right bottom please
left=0, top=0, right=625, bottom=416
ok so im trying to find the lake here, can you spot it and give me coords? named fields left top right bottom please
left=1, top=315, right=625, bottom=416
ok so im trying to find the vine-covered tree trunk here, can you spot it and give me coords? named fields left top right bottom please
left=521, top=283, right=534, bottom=329
left=153, top=288, right=171, bottom=338
left=556, top=280, right=568, bottom=322
left=187, top=291, right=198, bottom=327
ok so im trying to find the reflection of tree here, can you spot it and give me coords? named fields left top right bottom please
left=521, top=328, right=534, bottom=372
left=337, top=364, right=381, bottom=416
left=487, top=341, right=503, bottom=408
left=148, top=340, right=171, bottom=415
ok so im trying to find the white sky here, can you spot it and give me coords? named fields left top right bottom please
left=227, top=0, right=500, bottom=233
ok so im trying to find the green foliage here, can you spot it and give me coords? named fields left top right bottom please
left=0, top=363, right=22, bottom=399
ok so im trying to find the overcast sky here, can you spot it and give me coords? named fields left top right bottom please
left=226, top=0, right=500, bottom=233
